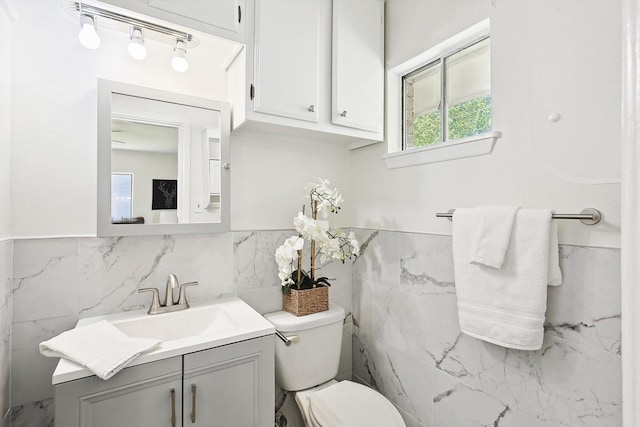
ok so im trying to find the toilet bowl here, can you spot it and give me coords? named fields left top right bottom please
left=264, top=304, right=406, bottom=427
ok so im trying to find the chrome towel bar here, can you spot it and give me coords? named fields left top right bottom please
left=436, top=208, right=602, bottom=225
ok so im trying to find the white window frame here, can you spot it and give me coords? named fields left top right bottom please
left=384, top=19, right=501, bottom=169
left=111, top=172, right=134, bottom=221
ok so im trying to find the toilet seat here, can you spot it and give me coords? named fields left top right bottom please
left=303, top=380, right=405, bottom=427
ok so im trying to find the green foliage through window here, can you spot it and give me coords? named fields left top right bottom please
left=411, top=95, right=491, bottom=148
left=448, top=95, right=492, bottom=140
left=413, top=110, right=441, bottom=147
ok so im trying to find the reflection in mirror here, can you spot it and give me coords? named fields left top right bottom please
left=98, top=80, right=230, bottom=236
left=111, top=119, right=178, bottom=224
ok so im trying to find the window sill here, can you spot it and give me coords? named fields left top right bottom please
left=382, top=131, right=502, bottom=169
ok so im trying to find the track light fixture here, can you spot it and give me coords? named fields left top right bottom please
left=171, top=39, right=189, bottom=72
left=78, top=14, right=100, bottom=50
left=128, top=26, right=147, bottom=60
left=67, top=2, right=199, bottom=71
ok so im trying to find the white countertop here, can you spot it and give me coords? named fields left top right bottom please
left=52, top=296, right=275, bottom=385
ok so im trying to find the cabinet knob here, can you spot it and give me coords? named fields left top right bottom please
left=340, top=110, right=348, bottom=118
left=307, top=105, right=316, bottom=113
left=223, top=162, right=231, bottom=170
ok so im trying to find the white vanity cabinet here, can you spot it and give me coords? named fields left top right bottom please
left=54, top=336, right=274, bottom=427
left=235, top=0, right=384, bottom=148
left=98, top=0, right=246, bottom=43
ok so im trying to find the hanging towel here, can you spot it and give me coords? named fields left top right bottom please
left=39, top=320, right=161, bottom=380
left=469, top=206, right=519, bottom=269
left=547, top=219, right=562, bottom=287
left=452, top=208, right=562, bottom=350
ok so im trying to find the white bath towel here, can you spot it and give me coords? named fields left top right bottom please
left=469, top=206, right=519, bottom=269
left=39, top=320, right=161, bottom=380
left=452, top=208, right=562, bottom=350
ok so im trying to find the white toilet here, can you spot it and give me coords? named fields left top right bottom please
left=264, top=303, right=406, bottom=427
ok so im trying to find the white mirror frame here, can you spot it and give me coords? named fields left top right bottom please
left=97, top=79, right=231, bottom=236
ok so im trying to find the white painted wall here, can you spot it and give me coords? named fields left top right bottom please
left=7, top=0, right=352, bottom=238
left=0, top=1, right=12, bottom=239
left=111, top=150, right=178, bottom=223
left=229, top=133, right=353, bottom=231
left=7, top=0, right=619, bottom=247
left=350, top=0, right=621, bottom=248
left=8, top=0, right=229, bottom=237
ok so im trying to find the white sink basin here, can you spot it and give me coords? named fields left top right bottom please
left=112, top=303, right=239, bottom=342
left=52, top=296, right=275, bottom=384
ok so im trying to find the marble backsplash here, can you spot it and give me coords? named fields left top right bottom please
left=9, top=231, right=353, bottom=427
left=7, top=229, right=622, bottom=427
left=352, top=230, right=621, bottom=427
left=0, top=240, right=12, bottom=427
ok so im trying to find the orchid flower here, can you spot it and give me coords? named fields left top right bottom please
left=277, top=179, right=360, bottom=292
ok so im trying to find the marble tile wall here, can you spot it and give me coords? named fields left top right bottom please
left=9, top=231, right=353, bottom=427
left=0, top=240, right=12, bottom=427
left=352, top=230, right=621, bottom=427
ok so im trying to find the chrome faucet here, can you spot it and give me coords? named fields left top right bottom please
left=164, top=274, right=179, bottom=307
left=138, top=274, right=198, bottom=315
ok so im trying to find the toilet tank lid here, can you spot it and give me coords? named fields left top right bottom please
left=264, top=303, right=345, bottom=332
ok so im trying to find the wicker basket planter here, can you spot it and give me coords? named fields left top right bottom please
left=283, top=285, right=329, bottom=316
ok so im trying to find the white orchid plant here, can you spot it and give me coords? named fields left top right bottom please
left=275, top=178, right=360, bottom=294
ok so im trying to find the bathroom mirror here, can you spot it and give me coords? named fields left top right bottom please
left=97, top=80, right=230, bottom=236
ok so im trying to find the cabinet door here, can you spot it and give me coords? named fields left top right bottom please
left=252, top=0, right=321, bottom=122
left=332, top=0, right=384, bottom=132
left=148, top=0, right=243, bottom=34
left=99, top=0, right=246, bottom=42
left=183, top=336, right=275, bottom=427
left=55, top=357, right=183, bottom=427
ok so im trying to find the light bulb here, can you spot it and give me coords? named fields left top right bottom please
left=171, top=40, right=189, bottom=72
left=128, top=27, right=147, bottom=60
left=78, top=14, right=100, bottom=50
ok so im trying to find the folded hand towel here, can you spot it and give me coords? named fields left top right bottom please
left=452, top=208, right=562, bottom=350
left=469, top=206, right=519, bottom=269
left=39, top=320, right=161, bottom=380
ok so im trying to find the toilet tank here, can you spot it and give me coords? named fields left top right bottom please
left=264, top=303, right=345, bottom=391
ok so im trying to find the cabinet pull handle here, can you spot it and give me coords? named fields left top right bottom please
left=191, top=383, right=197, bottom=423
left=170, top=388, right=176, bottom=427
left=238, top=5, right=242, bottom=23
left=340, top=110, right=348, bottom=118
left=308, top=105, right=316, bottom=113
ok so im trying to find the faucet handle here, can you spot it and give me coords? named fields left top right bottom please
left=138, top=288, right=161, bottom=315
left=178, top=282, right=198, bottom=307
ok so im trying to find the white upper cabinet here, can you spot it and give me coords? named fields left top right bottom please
left=252, top=0, right=321, bottom=122
left=99, top=0, right=246, bottom=43
left=234, top=0, right=385, bottom=148
left=332, top=0, right=384, bottom=133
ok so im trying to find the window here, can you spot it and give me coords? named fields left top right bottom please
left=111, top=173, right=133, bottom=221
left=403, top=37, right=491, bottom=150
left=384, top=20, right=501, bottom=169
